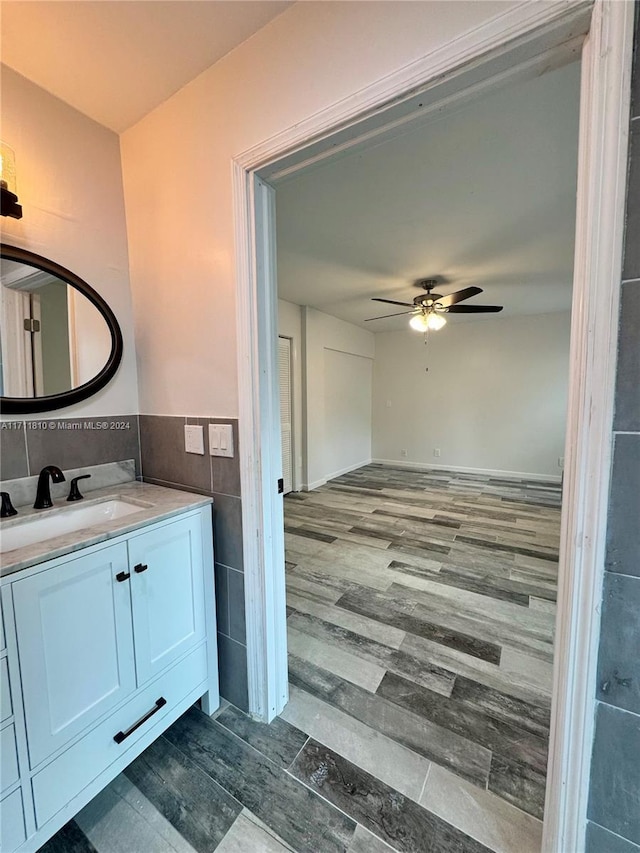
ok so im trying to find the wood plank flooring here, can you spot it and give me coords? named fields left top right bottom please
left=37, top=465, right=559, bottom=853
left=283, top=464, right=560, bottom=851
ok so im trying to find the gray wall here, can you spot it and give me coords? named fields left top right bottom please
left=0, top=416, right=141, bottom=481
left=139, top=415, right=248, bottom=711
left=586, top=10, right=640, bottom=852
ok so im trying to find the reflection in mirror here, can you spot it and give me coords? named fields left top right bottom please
left=0, top=258, right=111, bottom=397
left=1, top=245, right=122, bottom=414
left=1, top=258, right=112, bottom=399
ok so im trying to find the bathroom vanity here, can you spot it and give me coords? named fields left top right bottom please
left=0, top=481, right=219, bottom=853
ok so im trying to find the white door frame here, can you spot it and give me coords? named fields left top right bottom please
left=233, top=2, right=634, bottom=850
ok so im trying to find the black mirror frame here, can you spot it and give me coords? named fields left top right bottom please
left=0, top=245, right=124, bottom=415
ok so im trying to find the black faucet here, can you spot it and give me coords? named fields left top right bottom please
left=34, top=465, right=66, bottom=509
left=67, top=474, right=91, bottom=501
left=1, top=492, right=18, bottom=517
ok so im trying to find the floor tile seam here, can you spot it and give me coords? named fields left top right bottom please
left=288, top=667, right=493, bottom=777
left=280, top=762, right=360, bottom=835
left=387, top=571, right=535, bottom=607
left=111, top=775, right=200, bottom=853
left=286, top=713, right=432, bottom=804
left=366, top=687, right=495, bottom=766
left=286, top=685, right=439, bottom=801
left=393, top=590, right=555, bottom=639
left=287, top=627, right=457, bottom=695
left=404, top=594, right=556, bottom=632
left=210, top=715, right=309, bottom=773
left=337, top=602, right=506, bottom=659
left=288, top=609, right=419, bottom=659
left=416, top=788, right=534, bottom=853
left=164, top=725, right=357, bottom=851
left=417, top=761, right=432, bottom=804
left=283, top=749, right=459, bottom=853
left=380, top=594, right=551, bottom=644
left=376, top=676, right=550, bottom=763
left=240, top=809, right=298, bottom=853
left=165, top=725, right=366, bottom=852
left=286, top=734, right=312, bottom=772
left=156, top=732, right=246, bottom=814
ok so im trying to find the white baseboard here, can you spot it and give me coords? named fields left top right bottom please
left=302, top=478, right=326, bottom=492
left=302, top=458, right=373, bottom=492
left=371, top=458, right=562, bottom=484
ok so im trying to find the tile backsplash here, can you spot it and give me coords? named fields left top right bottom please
left=1, top=459, right=136, bottom=508
left=0, top=415, right=141, bottom=481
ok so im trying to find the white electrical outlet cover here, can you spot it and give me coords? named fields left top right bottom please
left=184, top=424, right=205, bottom=455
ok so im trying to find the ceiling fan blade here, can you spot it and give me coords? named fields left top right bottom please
left=372, top=298, right=414, bottom=307
left=436, top=286, right=483, bottom=307
left=446, top=305, right=503, bottom=313
left=365, top=310, right=416, bottom=321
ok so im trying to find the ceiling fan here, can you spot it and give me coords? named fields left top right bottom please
left=366, top=279, right=503, bottom=331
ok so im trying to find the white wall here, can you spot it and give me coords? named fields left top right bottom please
left=0, top=66, right=138, bottom=417
left=278, top=303, right=374, bottom=489
left=303, top=307, right=374, bottom=488
left=372, top=312, right=571, bottom=479
left=120, top=1, right=515, bottom=418
left=324, top=348, right=372, bottom=482
left=277, top=299, right=303, bottom=490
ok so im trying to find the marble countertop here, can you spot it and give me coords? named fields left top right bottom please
left=0, top=481, right=212, bottom=578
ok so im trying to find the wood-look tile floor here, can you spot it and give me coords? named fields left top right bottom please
left=281, top=464, right=560, bottom=853
left=39, top=465, right=560, bottom=853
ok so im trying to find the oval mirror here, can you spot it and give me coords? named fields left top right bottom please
left=0, top=245, right=123, bottom=414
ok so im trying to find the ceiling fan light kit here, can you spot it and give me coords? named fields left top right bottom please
left=367, top=278, right=503, bottom=331
left=409, top=311, right=446, bottom=331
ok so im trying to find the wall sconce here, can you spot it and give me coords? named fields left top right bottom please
left=1, top=143, right=23, bottom=219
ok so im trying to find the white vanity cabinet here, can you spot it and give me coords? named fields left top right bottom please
left=128, top=513, right=206, bottom=684
left=0, top=503, right=218, bottom=853
left=13, top=542, right=137, bottom=768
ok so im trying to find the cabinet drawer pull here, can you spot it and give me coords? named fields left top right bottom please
left=115, top=571, right=131, bottom=583
left=134, top=563, right=148, bottom=573
left=113, top=697, right=167, bottom=744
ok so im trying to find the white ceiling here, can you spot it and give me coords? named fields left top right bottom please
left=275, top=60, right=581, bottom=331
left=0, top=1, right=292, bottom=132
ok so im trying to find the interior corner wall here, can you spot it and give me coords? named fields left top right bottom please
left=372, top=311, right=571, bottom=479
left=303, top=307, right=374, bottom=488
left=277, top=299, right=303, bottom=490
left=0, top=65, right=139, bottom=420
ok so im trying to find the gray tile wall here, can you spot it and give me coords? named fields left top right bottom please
left=587, top=11, right=640, bottom=848
left=138, top=415, right=248, bottom=711
left=0, top=415, right=141, bottom=481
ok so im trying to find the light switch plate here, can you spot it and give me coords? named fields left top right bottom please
left=184, top=424, right=205, bottom=455
left=209, top=423, right=234, bottom=458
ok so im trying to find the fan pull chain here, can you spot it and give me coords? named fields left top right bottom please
left=424, top=330, right=430, bottom=371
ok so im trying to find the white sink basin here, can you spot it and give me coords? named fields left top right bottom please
left=0, top=498, right=148, bottom=553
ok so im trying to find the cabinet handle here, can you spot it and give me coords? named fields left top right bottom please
left=134, top=563, right=148, bottom=573
left=115, top=571, right=131, bottom=582
left=113, top=697, right=167, bottom=744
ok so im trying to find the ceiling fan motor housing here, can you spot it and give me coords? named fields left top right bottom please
left=414, top=280, right=443, bottom=307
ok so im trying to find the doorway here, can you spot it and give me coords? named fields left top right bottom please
left=234, top=4, right=633, bottom=851
left=272, top=57, right=575, bottom=851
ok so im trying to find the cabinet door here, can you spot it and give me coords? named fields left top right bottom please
left=13, top=543, right=136, bottom=768
left=129, top=514, right=206, bottom=684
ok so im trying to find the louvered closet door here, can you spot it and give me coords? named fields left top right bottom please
left=278, top=336, right=293, bottom=494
